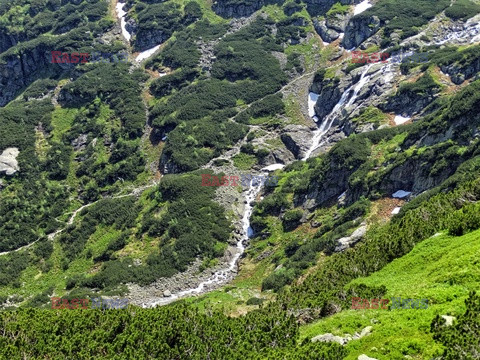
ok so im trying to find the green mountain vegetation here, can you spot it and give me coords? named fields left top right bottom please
left=1, top=0, right=480, bottom=358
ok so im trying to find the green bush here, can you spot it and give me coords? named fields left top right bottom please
left=445, top=0, right=480, bottom=20
left=246, top=297, right=265, bottom=305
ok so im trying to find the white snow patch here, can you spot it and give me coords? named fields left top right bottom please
left=136, top=45, right=161, bottom=62
left=394, top=115, right=411, bottom=125
left=262, top=163, right=285, bottom=171
left=308, top=92, right=320, bottom=118
left=115, top=2, right=131, bottom=42
left=392, top=190, right=411, bottom=199
left=391, top=207, right=401, bottom=215
left=353, top=0, right=372, bottom=16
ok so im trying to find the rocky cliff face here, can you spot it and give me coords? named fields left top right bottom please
left=342, top=14, right=381, bottom=49
left=213, top=0, right=264, bottom=18
left=0, top=32, right=27, bottom=54
left=313, top=12, right=350, bottom=43
left=380, top=88, right=439, bottom=116
left=0, top=48, right=51, bottom=107
left=134, top=29, right=169, bottom=52
left=441, top=60, right=480, bottom=85
left=311, top=75, right=343, bottom=119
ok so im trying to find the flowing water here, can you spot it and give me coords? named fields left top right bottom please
left=144, top=175, right=266, bottom=307
left=303, top=65, right=373, bottom=160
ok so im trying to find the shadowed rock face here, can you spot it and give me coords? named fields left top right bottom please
left=0, top=32, right=27, bottom=54
left=313, top=11, right=350, bottom=43
left=281, top=125, right=313, bottom=159
left=134, top=29, right=169, bottom=52
left=342, top=14, right=381, bottom=49
left=0, top=148, right=20, bottom=176
left=212, top=0, right=264, bottom=18
left=0, top=49, right=51, bottom=107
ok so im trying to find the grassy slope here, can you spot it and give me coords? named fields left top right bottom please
left=300, top=228, right=480, bottom=359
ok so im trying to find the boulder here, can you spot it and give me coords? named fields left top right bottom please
left=358, top=355, right=378, bottom=360
left=441, top=315, right=456, bottom=326
left=313, top=18, right=340, bottom=43
left=335, top=224, right=367, bottom=252
left=326, top=13, right=349, bottom=33
left=0, top=148, right=20, bottom=176
left=311, top=333, right=347, bottom=345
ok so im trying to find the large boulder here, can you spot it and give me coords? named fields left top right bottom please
left=334, top=224, right=367, bottom=252
left=0, top=148, right=20, bottom=176
left=313, top=18, right=341, bottom=42
left=358, top=355, right=378, bottom=360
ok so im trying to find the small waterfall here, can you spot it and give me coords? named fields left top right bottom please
left=145, top=175, right=266, bottom=307
left=303, top=65, right=373, bottom=160
left=346, top=64, right=373, bottom=107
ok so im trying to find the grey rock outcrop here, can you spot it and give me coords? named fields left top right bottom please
left=441, top=315, right=456, bottom=326
left=0, top=32, right=27, bottom=54
left=272, top=147, right=295, bottom=164
left=311, top=326, right=372, bottom=346
left=0, top=49, right=51, bottom=107
left=312, top=333, right=347, bottom=345
left=313, top=12, right=349, bottom=43
left=441, top=59, right=480, bottom=85
left=334, top=223, right=367, bottom=252
left=311, top=76, right=343, bottom=120
left=125, top=18, right=138, bottom=37
left=281, top=125, right=313, bottom=158
left=134, top=29, right=168, bottom=52
left=71, top=134, right=89, bottom=152
left=381, top=86, right=439, bottom=116
left=358, top=355, right=378, bottom=360
left=327, top=13, right=349, bottom=32
left=0, top=148, right=20, bottom=176
left=213, top=0, right=264, bottom=18
left=313, top=18, right=341, bottom=42
left=343, top=15, right=381, bottom=49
